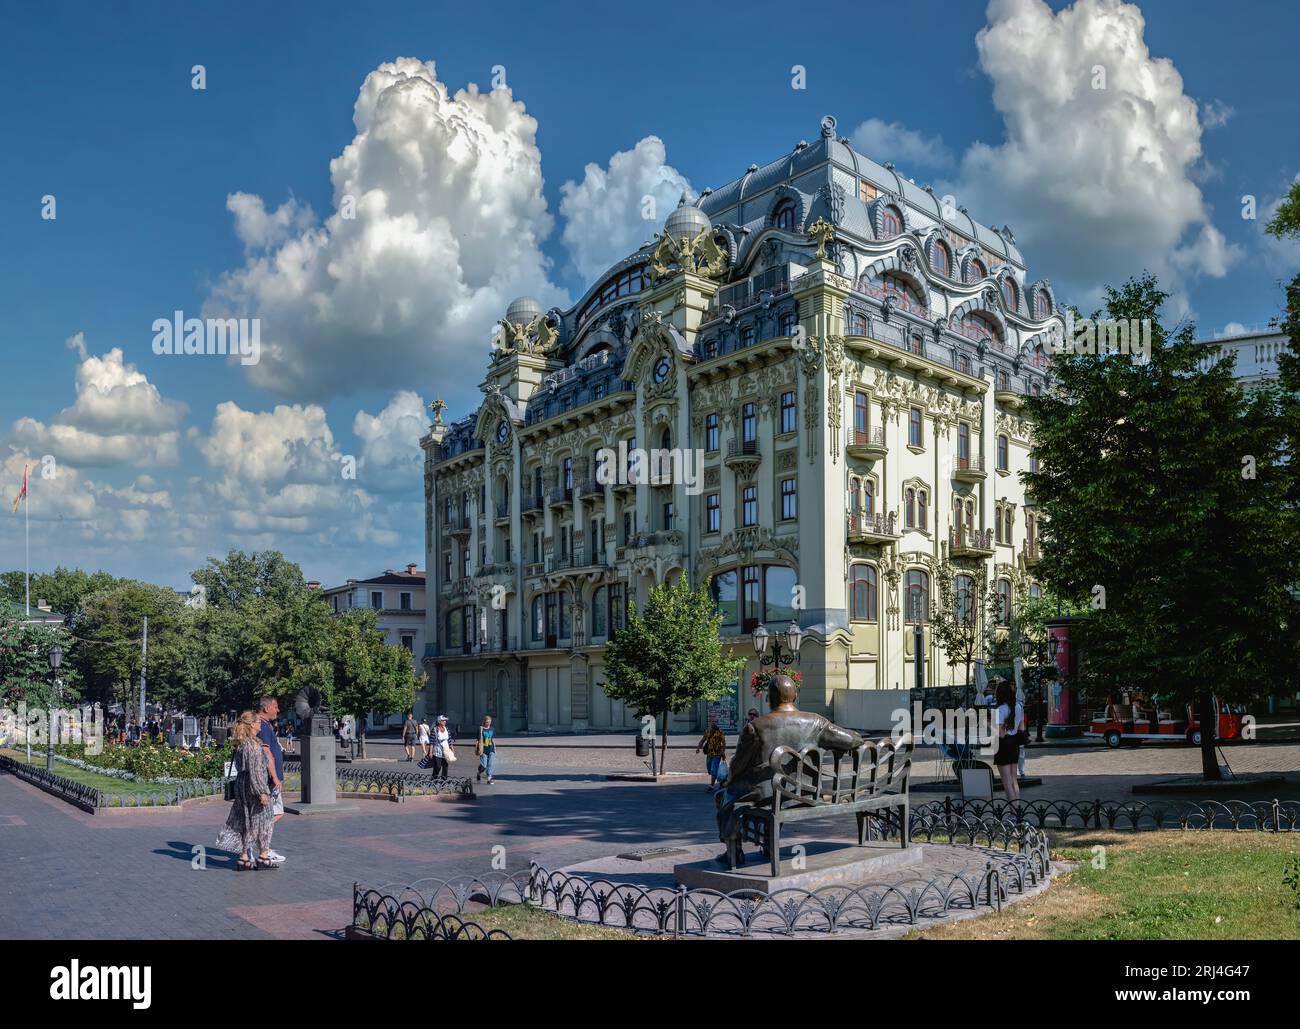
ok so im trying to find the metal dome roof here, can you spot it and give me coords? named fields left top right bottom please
left=664, top=203, right=712, bottom=240
left=505, top=296, right=544, bottom=325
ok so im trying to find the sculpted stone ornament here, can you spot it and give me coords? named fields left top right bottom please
left=650, top=226, right=730, bottom=282
left=428, top=398, right=447, bottom=428
left=496, top=313, right=559, bottom=356
left=716, top=674, right=864, bottom=866
left=807, top=217, right=835, bottom=260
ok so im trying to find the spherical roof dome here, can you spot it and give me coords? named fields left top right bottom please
left=664, top=203, right=711, bottom=240
left=505, top=296, right=544, bottom=325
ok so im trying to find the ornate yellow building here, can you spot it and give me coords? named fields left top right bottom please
left=421, top=116, right=1063, bottom=733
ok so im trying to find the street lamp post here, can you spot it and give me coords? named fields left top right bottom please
left=752, top=621, right=803, bottom=679
left=46, top=645, right=63, bottom=772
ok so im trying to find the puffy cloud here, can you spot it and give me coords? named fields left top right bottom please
left=206, top=57, right=566, bottom=404
left=353, top=390, right=427, bottom=493
left=199, top=401, right=339, bottom=485
left=950, top=0, right=1240, bottom=301
left=226, top=192, right=314, bottom=252
left=849, top=118, right=952, bottom=171
left=559, top=136, right=692, bottom=281
left=9, top=340, right=185, bottom=468
left=1200, top=99, right=1233, bottom=130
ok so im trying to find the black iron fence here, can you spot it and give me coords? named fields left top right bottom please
left=914, top=797, right=1300, bottom=833
left=0, top=754, right=226, bottom=810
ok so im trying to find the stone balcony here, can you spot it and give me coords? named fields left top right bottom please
left=846, top=425, right=888, bottom=461
left=548, top=486, right=574, bottom=510
left=725, top=438, right=762, bottom=477
left=952, top=453, right=987, bottom=483
left=846, top=510, right=900, bottom=544
left=1021, top=541, right=1041, bottom=568
left=950, top=525, right=995, bottom=557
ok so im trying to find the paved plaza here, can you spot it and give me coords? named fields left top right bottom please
left=2, top=735, right=1297, bottom=939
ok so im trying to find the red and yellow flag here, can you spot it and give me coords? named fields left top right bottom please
left=11, top=464, right=27, bottom=513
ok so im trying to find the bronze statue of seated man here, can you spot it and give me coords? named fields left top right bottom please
left=715, top=673, right=864, bottom=866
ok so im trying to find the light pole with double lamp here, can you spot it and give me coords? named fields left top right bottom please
left=1020, top=634, right=1058, bottom=743
left=46, top=644, right=63, bottom=772
left=751, top=621, right=804, bottom=677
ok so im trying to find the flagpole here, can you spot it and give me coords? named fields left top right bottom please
left=24, top=475, right=30, bottom=617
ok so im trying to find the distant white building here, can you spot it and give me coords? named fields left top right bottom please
left=1195, top=326, right=1289, bottom=387
left=318, top=564, right=427, bottom=729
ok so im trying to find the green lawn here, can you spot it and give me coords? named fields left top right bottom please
left=2, top=747, right=184, bottom=802
left=915, top=829, right=1300, bottom=940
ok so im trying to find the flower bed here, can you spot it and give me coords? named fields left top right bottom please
left=49, top=740, right=232, bottom=781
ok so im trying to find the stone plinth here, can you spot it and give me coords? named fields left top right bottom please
left=300, top=729, right=336, bottom=806
left=674, top=840, right=921, bottom=895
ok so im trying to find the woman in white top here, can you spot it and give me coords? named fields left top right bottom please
left=431, top=716, right=455, bottom=779
left=993, top=679, right=1024, bottom=808
left=418, top=719, right=431, bottom=760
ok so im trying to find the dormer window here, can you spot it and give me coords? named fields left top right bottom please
left=773, top=200, right=798, bottom=231
left=881, top=206, right=902, bottom=239
left=1002, top=277, right=1018, bottom=311
left=930, top=241, right=951, bottom=277
left=965, top=258, right=985, bottom=284
left=1034, top=289, right=1052, bottom=318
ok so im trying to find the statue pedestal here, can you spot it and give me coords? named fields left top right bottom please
left=674, top=840, right=920, bottom=895
left=287, top=721, right=359, bottom=814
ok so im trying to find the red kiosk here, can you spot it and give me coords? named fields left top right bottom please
left=1043, top=615, right=1084, bottom=738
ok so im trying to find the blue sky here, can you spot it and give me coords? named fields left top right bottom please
left=1, top=0, right=1297, bottom=590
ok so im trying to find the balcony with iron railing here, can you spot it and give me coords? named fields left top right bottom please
left=846, top=510, right=900, bottom=544
left=950, top=525, right=995, bottom=557
left=1022, top=540, right=1041, bottom=567
left=447, top=514, right=472, bottom=537
left=953, top=452, right=987, bottom=482
left=494, top=500, right=510, bottom=523
left=846, top=425, right=888, bottom=461
left=549, top=485, right=574, bottom=509
left=725, top=437, right=762, bottom=473
left=521, top=494, right=545, bottom=516
left=577, top=479, right=603, bottom=500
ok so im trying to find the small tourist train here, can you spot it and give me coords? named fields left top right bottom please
left=1085, top=694, right=1250, bottom=749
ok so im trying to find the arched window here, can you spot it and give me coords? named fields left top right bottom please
left=591, top=586, right=607, bottom=638
left=880, top=206, right=902, bottom=239
left=965, top=259, right=986, bottom=284
left=995, top=506, right=1003, bottom=544
left=905, top=487, right=916, bottom=528
left=1034, top=290, right=1051, bottom=319
left=1026, top=511, right=1036, bottom=545
left=773, top=200, right=798, bottom=231
left=864, top=478, right=875, bottom=518
left=997, top=579, right=1012, bottom=626
left=872, top=273, right=927, bottom=316
left=849, top=310, right=869, bottom=336
left=918, top=489, right=928, bottom=530
left=958, top=313, right=997, bottom=346
left=955, top=574, right=975, bottom=626
left=848, top=475, right=861, bottom=514
left=1002, top=277, right=1018, bottom=311
left=997, top=434, right=1009, bottom=471
left=1003, top=506, right=1013, bottom=543
left=905, top=569, right=929, bottom=624
left=930, top=241, right=951, bottom=277
left=850, top=564, right=877, bottom=622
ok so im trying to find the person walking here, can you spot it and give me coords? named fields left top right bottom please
left=476, top=715, right=496, bottom=785
left=992, top=678, right=1024, bottom=812
left=255, top=695, right=287, bottom=865
left=216, top=711, right=279, bottom=870
left=402, top=710, right=418, bottom=762
left=430, top=716, right=455, bottom=779
left=696, top=715, right=728, bottom=791
left=418, top=717, right=431, bottom=762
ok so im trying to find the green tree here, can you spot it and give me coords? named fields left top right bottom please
left=71, top=582, right=198, bottom=715
left=601, top=576, right=744, bottom=773
left=325, top=609, right=421, bottom=758
left=0, top=601, right=75, bottom=711
left=0, top=567, right=120, bottom=623
left=928, top=560, right=991, bottom=689
left=1025, top=274, right=1299, bottom=778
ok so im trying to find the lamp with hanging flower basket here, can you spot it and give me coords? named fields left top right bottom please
left=749, top=621, right=804, bottom=697
left=750, top=668, right=801, bottom=698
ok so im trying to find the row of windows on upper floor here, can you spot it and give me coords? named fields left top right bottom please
left=439, top=562, right=1041, bottom=655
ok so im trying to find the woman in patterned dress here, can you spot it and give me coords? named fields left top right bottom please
left=216, top=710, right=276, bottom=870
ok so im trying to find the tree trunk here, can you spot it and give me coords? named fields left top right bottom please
left=660, top=708, right=669, bottom=776
left=1198, top=691, right=1220, bottom=780
left=356, top=719, right=367, bottom=760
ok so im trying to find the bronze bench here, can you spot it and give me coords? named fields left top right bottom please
left=724, top=735, right=913, bottom=877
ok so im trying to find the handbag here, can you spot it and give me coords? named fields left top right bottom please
left=444, top=743, right=458, bottom=764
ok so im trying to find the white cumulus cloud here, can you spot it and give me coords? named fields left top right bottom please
left=950, top=0, right=1241, bottom=306
left=206, top=57, right=567, bottom=404
left=559, top=136, right=692, bottom=281
left=850, top=118, right=952, bottom=171
left=353, top=390, right=427, bottom=493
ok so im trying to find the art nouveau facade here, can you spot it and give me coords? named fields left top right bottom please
left=421, top=115, right=1064, bottom=733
